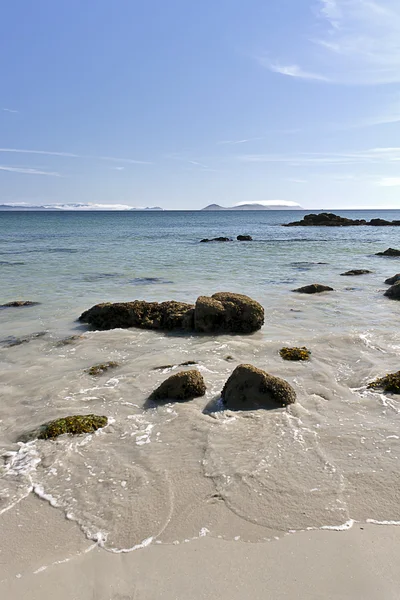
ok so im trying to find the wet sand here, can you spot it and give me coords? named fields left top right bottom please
left=1, top=493, right=400, bottom=600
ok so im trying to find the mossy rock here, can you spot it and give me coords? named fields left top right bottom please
left=376, top=248, right=400, bottom=257
left=37, top=414, right=108, bottom=440
left=1, top=300, right=40, bottom=308
left=368, top=372, right=400, bottom=394
left=195, top=292, right=264, bottom=334
left=151, top=370, right=206, bottom=402
left=86, top=361, right=119, bottom=376
left=292, top=284, right=334, bottom=294
left=279, top=347, right=311, bottom=361
left=340, top=270, right=371, bottom=276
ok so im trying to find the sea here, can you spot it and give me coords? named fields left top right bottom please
left=1, top=209, right=400, bottom=551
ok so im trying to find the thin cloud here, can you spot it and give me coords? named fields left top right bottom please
left=377, top=177, right=400, bottom=187
left=217, top=137, right=263, bottom=145
left=2, top=108, right=19, bottom=113
left=236, top=147, right=400, bottom=166
left=0, top=148, right=151, bottom=164
left=0, top=165, right=61, bottom=176
left=267, top=63, right=329, bottom=82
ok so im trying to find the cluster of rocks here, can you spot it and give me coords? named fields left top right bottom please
left=79, top=292, right=264, bottom=334
left=200, top=235, right=253, bottom=242
left=284, top=213, right=400, bottom=227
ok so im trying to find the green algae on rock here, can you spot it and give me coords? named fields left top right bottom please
left=279, top=347, right=311, bottom=361
left=86, top=361, right=119, bottom=376
left=368, top=372, right=400, bottom=394
left=151, top=370, right=206, bottom=402
left=37, top=414, right=108, bottom=440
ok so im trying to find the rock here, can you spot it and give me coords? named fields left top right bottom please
left=225, top=355, right=235, bottom=362
left=279, top=347, right=311, bottom=361
left=86, top=361, right=119, bottom=376
left=152, top=360, right=198, bottom=371
left=340, top=269, right=371, bottom=276
left=384, top=281, right=400, bottom=299
left=385, top=274, right=400, bottom=285
left=376, top=248, right=400, bottom=257
left=237, top=235, right=253, bottom=241
left=369, top=218, right=392, bottom=226
left=79, top=300, right=195, bottom=331
left=284, top=213, right=400, bottom=227
left=194, top=292, right=264, bottom=334
left=200, top=237, right=232, bottom=243
left=0, top=300, right=40, bottom=308
left=0, top=331, right=47, bottom=348
left=292, top=284, right=334, bottom=294
left=221, top=364, right=296, bottom=410
left=150, top=370, right=206, bottom=402
left=55, top=334, right=85, bottom=346
left=23, top=414, right=108, bottom=441
left=368, top=371, right=400, bottom=394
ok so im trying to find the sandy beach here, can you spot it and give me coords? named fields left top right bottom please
left=1, top=493, right=399, bottom=600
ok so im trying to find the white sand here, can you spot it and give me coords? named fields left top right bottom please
left=1, top=494, right=400, bottom=600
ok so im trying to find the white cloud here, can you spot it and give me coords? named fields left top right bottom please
left=377, top=177, right=400, bottom=187
left=2, top=108, right=18, bottom=113
left=113, top=166, right=125, bottom=171
left=0, top=165, right=61, bottom=176
left=0, top=148, right=151, bottom=164
left=236, top=147, right=400, bottom=166
left=263, top=0, right=400, bottom=84
left=217, top=137, right=263, bottom=145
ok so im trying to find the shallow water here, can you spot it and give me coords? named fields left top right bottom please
left=1, top=210, right=400, bottom=550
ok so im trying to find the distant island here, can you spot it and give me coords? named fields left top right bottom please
left=0, top=204, right=164, bottom=211
left=202, top=202, right=303, bottom=211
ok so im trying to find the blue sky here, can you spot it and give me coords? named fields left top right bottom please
left=1, top=0, right=400, bottom=209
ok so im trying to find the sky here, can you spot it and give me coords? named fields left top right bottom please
left=1, top=0, right=400, bottom=210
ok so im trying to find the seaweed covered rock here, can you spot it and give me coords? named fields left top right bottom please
left=86, top=361, right=119, bottom=376
left=292, top=284, right=334, bottom=294
left=385, top=274, right=400, bottom=285
left=384, top=281, right=400, bottom=300
left=200, top=237, right=232, bottom=243
left=29, top=414, right=108, bottom=440
left=368, top=372, right=400, bottom=394
left=340, top=270, right=371, bottom=276
left=279, top=347, right=311, bottom=361
left=284, top=213, right=367, bottom=227
left=221, top=364, right=296, bottom=410
left=1, top=300, right=40, bottom=308
left=194, top=292, right=264, bottom=334
left=376, top=248, right=400, bottom=257
left=237, top=235, right=253, bottom=241
left=79, top=300, right=195, bottom=331
left=150, top=370, right=206, bottom=402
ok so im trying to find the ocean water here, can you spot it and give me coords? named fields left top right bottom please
left=1, top=209, right=400, bottom=550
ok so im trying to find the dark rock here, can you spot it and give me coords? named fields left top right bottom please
left=369, top=218, right=391, bottom=226
left=79, top=300, right=195, bottom=331
left=1, top=300, right=40, bottom=308
left=385, top=274, right=400, bottom=285
left=86, top=361, right=119, bottom=376
left=21, top=414, right=108, bottom=441
left=194, top=292, right=264, bottom=334
left=376, top=248, right=400, bottom=257
left=279, top=347, right=311, bottom=361
left=284, top=213, right=400, bottom=227
left=368, top=371, right=400, bottom=394
left=237, top=235, right=253, bottom=241
left=384, top=281, right=400, bottom=299
left=151, top=370, right=206, bottom=402
left=221, top=364, right=296, bottom=410
left=225, top=355, right=235, bottom=362
left=200, top=237, right=232, bottom=243
left=292, top=284, right=334, bottom=294
left=0, top=331, right=47, bottom=348
left=340, top=269, right=372, bottom=276
left=55, top=334, right=85, bottom=346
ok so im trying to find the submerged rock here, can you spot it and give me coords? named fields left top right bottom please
left=26, top=414, right=108, bottom=440
left=0, top=300, right=40, bottom=308
left=237, top=235, right=253, bottom=241
left=385, top=274, right=400, bottom=285
left=376, top=248, right=400, bottom=257
left=292, top=284, right=334, bottom=294
left=55, top=334, right=85, bottom=346
left=384, top=281, right=400, bottom=299
left=340, top=269, right=371, bottom=276
left=150, top=370, right=206, bottom=402
left=79, top=300, right=195, bottom=331
left=80, top=293, right=264, bottom=334
left=86, top=361, right=119, bottom=376
left=194, top=292, right=264, bottom=334
left=200, top=237, right=232, bottom=243
left=221, top=364, right=296, bottom=410
left=368, top=372, right=400, bottom=394
left=0, top=331, right=47, bottom=348
left=279, top=347, right=311, bottom=361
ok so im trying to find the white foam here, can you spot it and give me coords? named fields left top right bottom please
left=320, top=519, right=355, bottom=531
left=367, top=519, right=400, bottom=526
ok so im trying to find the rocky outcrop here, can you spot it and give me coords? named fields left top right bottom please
left=340, top=270, right=371, bottom=276
left=368, top=371, right=400, bottom=394
left=384, top=281, right=400, bottom=299
left=194, top=292, right=264, bottom=334
left=150, top=370, right=206, bottom=402
left=221, top=364, right=296, bottom=410
left=376, top=248, right=400, bottom=257
left=79, top=300, right=195, bottom=331
left=22, top=414, right=108, bottom=441
left=1, top=300, right=40, bottom=308
left=292, top=284, right=334, bottom=294
left=279, top=347, right=311, bottom=361
left=385, top=274, right=400, bottom=285
left=284, top=213, right=400, bottom=227
left=237, top=235, right=253, bottom=241
left=200, top=237, right=232, bottom=243
left=86, top=361, right=119, bottom=376
left=80, top=293, right=264, bottom=334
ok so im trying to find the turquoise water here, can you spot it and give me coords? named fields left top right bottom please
left=1, top=209, right=400, bottom=550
